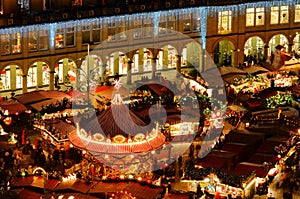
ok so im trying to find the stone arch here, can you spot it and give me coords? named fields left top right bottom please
left=132, top=48, right=153, bottom=73
left=267, top=34, right=289, bottom=57
left=243, top=36, right=265, bottom=65
left=157, top=44, right=178, bottom=70
left=0, top=63, right=24, bottom=90
left=181, top=41, right=202, bottom=69
left=213, top=39, right=236, bottom=67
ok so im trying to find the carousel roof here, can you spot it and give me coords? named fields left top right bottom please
left=79, top=97, right=154, bottom=138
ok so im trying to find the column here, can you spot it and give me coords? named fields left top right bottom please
left=151, top=58, right=158, bottom=79
left=176, top=55, right=182, bottom=74
left=127, top=60, right=133, bottom=85
left=49, top=70, right=55, bottom=91
left=37, top=62, right=43, bottom=87
left=288, top=43, right=293, bottom=54
left=264, top=45, right=269, bottom=60
left=138, top=49, right=144, bottom=73
left=22, top=74, right=28, bottom=93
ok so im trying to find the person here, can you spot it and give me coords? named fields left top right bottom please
left=114, top=72, right=119, bottom=81
left=55, top=74, right=60, bottom=90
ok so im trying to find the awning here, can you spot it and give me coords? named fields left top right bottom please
left=14, top=188, right=42, bottom=199
left=0, top=100, right=27, bottom=114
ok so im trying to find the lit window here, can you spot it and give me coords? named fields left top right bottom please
left=246, top=8, right=265, bottom=27
left=143, top=18, right=153, bottom=38
left=38, top=30, right=48, bottom=50
left=256, top=8, right=265, bottom=26
left=11, top=33, right=21, bottom=54
left=192, top=12, right=201, bottom=32
left=159, top=15, right=167, bottom=35
left=271, top=6, right=289, bottom=24
left=182, top=13, right=191, bottom=32
left=246, top=8, right=255, bottom=26
left=168, top=15, right=176, bottom=33
left=280, top=6, right=289, bottom=24
left=28, top=31, right=37, bottom=51
left=132, top=19, right=142, bottom=39
left=116, top=20, right=126, bottom=40
left=107, top=22, right=116, bottom=41
left=218, top=11, right=232, bottom=34
left=55, top=28, right=64, bottom=48
left=295, top=5, right=300, bottom=22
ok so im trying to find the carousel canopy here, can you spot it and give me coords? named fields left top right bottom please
left=79, top=102, right=154, bottom=138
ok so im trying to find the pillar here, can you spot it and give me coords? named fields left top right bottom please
left=127, top=60, right=133, bottom=85
left=264, top=45, right=269, bottom=60
left=22, top=74, right=28, bottom=93
left=37, top=62, right=43, bottom=87
left=49, top=70, right=55, bottom=91
left=138, top=49, right=144, bottom=73
left=151, top=58, right=158, bottom=79
left=113, top=52, right=119, bottom=75
left=176, top=55, right=182, bottom=74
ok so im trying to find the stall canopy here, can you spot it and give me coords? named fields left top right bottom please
left=242, top=65, right=269, bottom=75
left=15, top=90, right=70, bottom=105
left=14, top=188, right=42, bottom=199
left=0, top=100, right=27, bottom=114
left=233, top=162, right=268, bottom=178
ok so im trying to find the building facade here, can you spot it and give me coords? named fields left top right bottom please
left=0, top=0, right=300, bottom=93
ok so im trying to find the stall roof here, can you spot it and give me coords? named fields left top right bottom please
left=233, top=162, right=268, bottom=178
left=14, top=188, right=42, bottom=199
left=0, top=100, right=27, bottom=114
left=15, top=90, right=70, bottom=105
left=89, top=182, right=162, bottom=199
left=54, top=179, right=97, bottom=193
left=242, top=65, right=269, bottom=74
left=248, top=153, right=277, bottom=165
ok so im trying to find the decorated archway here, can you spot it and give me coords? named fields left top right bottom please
left=268, top=34, right=289, bottom=57
left=28, top=61, right=50, bottom=88
left=55, top=58, right=77, bottom=85
left=293, top=33, right=300, bottom=58
left=132, top=48, right=153, bottom=73
left=214, top=40, right=235, bottom=67
left=0, top=65, right=22, bottom=90
left=157, top=45, right=177, bottom=70
left=107, top=52, right=128, bottom=76
left=244, top=36, right=264, bottom=64
left=182, top=42, right=202, bottom=70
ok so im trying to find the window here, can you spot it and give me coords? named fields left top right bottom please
left=108, top=22, right=116, bottom=41
left=218, top=11, right=232, bottom=34
left=280, top=6, right=289, bottom=24
left=66, top=27, right=75, bottom=46
left=256, top=8, right=265, bottom=26
left=193, top=12, right=201, bottom=32
left=55, top=28, right=64, bottom=48
left=11, top=33, right=21, bottom=54
left=38, top=30, right=48, bottom=50
left=295, top=5, right=300, bottom=22
left=116, top=20, right=126, bottom=40
left=132, top=19, right=142, bottom=39
left=246, top=8, right=255, bottom=26
left=182, top=13, right=191, bottom=32
left=246, top=8, right=265, bottom=26
left=82, top=25, right=91, bottom=44
left=158, top=16, right=167, bottom=35
left=18, top=0, right=29, bottom=12
left=93, top=24, right=102, bottom=43
left=143, top=18, right=153, bottom=38
left=1, top=33, right=22, bottom=55
left=28, top=31, right=37, bottom=51
left=271, top=6, right=289, bottom=24
left=168, top=15, right=176, bottom=33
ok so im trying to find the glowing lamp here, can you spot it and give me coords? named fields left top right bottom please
left=4, top=117, right=12, bottom=125
left=120, top=175, right=125, bottom=180
left=137, top=177, right=142, bottom=181
left=147, top=179, right=151, bottom=184
left=128, top=174, right=134, bottom=179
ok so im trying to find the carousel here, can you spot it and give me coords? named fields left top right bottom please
left=69, top=83, right=167, bottom=173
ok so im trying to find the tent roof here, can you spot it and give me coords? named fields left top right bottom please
left=242, top=65, right=269, bottom=74
left=79, top=104, right=154, bottom=137
left=233, top=162, right=268, bottom=178
left=0, top=100, right=27, bottom=114
left=14, top=188, right=42, bottom=199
